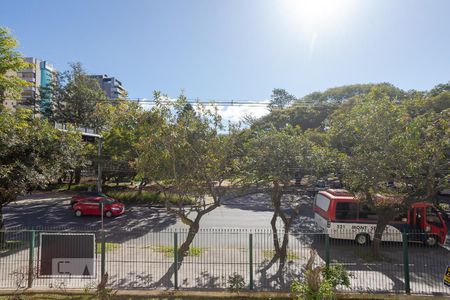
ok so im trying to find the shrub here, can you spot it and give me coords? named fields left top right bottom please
left=227, top=272, right=246, bottom=292
left=291, top=250, right=350, bottom=300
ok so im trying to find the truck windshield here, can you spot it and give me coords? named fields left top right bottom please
left=426, top=206, right=443, bottom=228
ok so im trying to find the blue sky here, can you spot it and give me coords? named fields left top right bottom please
left=2, top=0, right=450, bottom=105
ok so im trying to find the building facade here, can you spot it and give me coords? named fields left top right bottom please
left=4, top=57, right=56, bottom=113
left=89, top=74, right=127, bottom=99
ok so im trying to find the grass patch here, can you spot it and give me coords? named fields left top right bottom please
left=95, top=242, right=119, bottom=254
left=150, top=245, right=203, bottom=257
left=262, top=249, right=299, bottom=260
left=353, top=249, right=392, bottom=263
left=0, top=240, right=26, bottom=252
left=107, top=190, right=194, bottom=205
left=45, top=183, right=96, bottom=192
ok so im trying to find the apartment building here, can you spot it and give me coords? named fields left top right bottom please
left=4, top=57, right=56, bottom=112
left=89, top=74, right=127, bottom=99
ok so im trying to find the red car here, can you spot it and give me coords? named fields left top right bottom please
left=73, top=197, right=125, bottom=218
left=70, top=192, right=107, bottom=208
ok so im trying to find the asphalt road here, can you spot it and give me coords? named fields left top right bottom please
left=2, top=191, right=450, bottom=294
left=3, top=192, right=317, bottom=245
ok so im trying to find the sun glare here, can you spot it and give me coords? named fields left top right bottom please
left=282, top=0, right=356, bottom=32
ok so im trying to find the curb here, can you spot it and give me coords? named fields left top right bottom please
left=0, top=289, right=449, bottom=299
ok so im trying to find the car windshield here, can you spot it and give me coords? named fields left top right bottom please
left=103, top=198, right=118, bottom=205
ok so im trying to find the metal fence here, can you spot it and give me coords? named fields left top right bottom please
left=0, top=228, right=449, bottom=295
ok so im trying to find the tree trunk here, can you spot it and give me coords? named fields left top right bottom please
left=74, top=168, right=82, bottom=184
left=372, top=218, right=389, bottom=258
left=260, top=181, right=295, bottom=288
left=153, top=220, right=200, bottom=287
left=138, top=179, right=147, bottom=195
left=67, top=171, right=74, bottom=190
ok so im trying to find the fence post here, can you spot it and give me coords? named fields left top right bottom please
left=27, top=230, right=35, bottom=288
left=173, top=232, right=178, bottom=289
left=402, top=232, right=410, bottom=294
left=325, top=231, right=330, bottom=268
left=249, top=233, right=253, bottom=290
left=101, top=230, right=106, bottom=278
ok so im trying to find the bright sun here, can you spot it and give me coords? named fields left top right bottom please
left=282, top=0, right=356, bottom=32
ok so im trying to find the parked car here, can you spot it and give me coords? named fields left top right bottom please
left=70, top=192, right=108, bottom=208
left=73, top=197, right=125, bottom=218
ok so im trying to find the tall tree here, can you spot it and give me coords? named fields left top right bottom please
left=0, top=108, right=84, bottom=244
left=268, top=88, right=296, bottom=111
left=241, top=126, right=336, bottom=287
left=0, top=27, right=30, bottom=105
left=137, top=93, right=240, bottom=287
left=51, top=62, right=108, bottom=129
left=101, top=101, right=144, bottom=185
left=329, top=88, right=449, bottom=256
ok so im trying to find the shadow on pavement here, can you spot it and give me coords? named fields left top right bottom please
left=3, top=194, right=177, bottom=243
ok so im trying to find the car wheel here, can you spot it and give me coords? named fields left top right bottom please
left=424, top=235, right=438, bottom=247
left=105, top=211, right=113, bottom=218
left=355, top=233, right=370, bottom=246
left=75, top=210, right=82, bottom=217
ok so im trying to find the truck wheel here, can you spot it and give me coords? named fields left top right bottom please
left=105, top=211, right=113, bottom=218
left=424, top=235, right=438, bottom=247
left=75, top=210, right=82, bottom=217
left=355, top=234, right=370, bottom=246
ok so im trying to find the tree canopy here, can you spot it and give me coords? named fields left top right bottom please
left=328, top=87, right=449, bottom=254
left=50, top=62, right=108, bottom=129
left=0, top=108, right=84, bottom=241
left=0, top=27, right=30, bottom=104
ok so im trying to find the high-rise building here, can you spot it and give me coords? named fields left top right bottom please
left=5, top=57, right=56, bottom=113
left=89, top=74, right=127, bottom=99
left=38, top=60, right=55, bottom=114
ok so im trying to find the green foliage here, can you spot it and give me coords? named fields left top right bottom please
left=291, top=277, right=334, bottom=300
left=438, top=202, right=449, bottom=211
left=323, top=264, right=350, bottom=288
left=95, top=242, right=119, bottom=254
left=0, top=109, right=84, bottom=202
left=300, top=83, right=406, bottom=104
left=0, top=108, right=85, bottom=237
left=0, top=27, right=30, bottom=104
left=101, top=102, right=146, bottom=183
left=137, top=92, right=240, bottom=208
left=227, top=272, right=246, bottom=292
left=291, top=251, right=349, bottom=300
left=329, top=87, right=449, bottom=204
left=150, top=245, right=202, bottom=257
left=107, top=190, right=194, bottom=205
left=256, top=83, right=406, bottom=132
left=262, top=249, right=299, bottom=260
left=50, top=62, right=109, bottom=128
left=268, top=88, right=296, bottom=111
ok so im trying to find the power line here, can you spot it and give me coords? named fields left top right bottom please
left=13, top=97, right=339, bottom=108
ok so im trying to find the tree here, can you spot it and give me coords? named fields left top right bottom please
left=328, top=88, right=449, bottom=256
left=101, top=101, right=144, bottom=186
left=0, top=27, right=30, bottom=105
left=268, top=88, right=296, bottom=111
left=255, top=83, right=407, bottom=132
left=428, top=81, right=450, bottom=97
left=51, top=62, right=108, bottom=129
left=240, top=126, right=336, bottom=287
left=0, top=108, right=83, bottom=244
left=136, top=93, right=240, bottom=287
